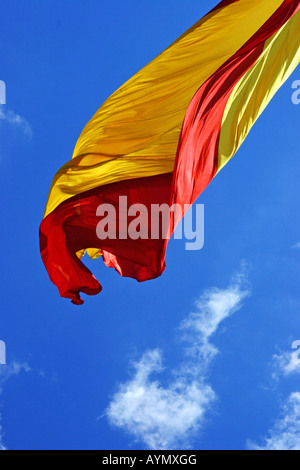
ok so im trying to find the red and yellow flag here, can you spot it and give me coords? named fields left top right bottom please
left=40, top=0, right=300, bottom=304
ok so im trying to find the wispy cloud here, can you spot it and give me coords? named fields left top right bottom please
left=272, top=349, right=300, bottom=379
left=0, top=105, right=32, bottom=138
left=248, top=393, right=300, bottom=450
left=179, top=269, right=250, bottom=368
left=292, top=243, right=300, bottom=250
left=0, top=362, right=31, bottom=450
left=105, top=267, right=250, bottom=450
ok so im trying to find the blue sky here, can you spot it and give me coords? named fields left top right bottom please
left=0, top=0, right=300, bottom=450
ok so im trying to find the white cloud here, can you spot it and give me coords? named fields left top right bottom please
left=248, top=393, right=300, bottom=450
left=0, top=362, right=31, bottom=450
left=180, top=276, right=249, bottom=367
left=106, top=349, right=215, bottom=450
left=0, top=106, right=32, bottom=138
left=106, top=269, right=250, bottom=450
left=292, top=243, right=300, bottom=249
left=272, top=350, right=300, bottom=379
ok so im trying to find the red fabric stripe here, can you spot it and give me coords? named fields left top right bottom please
left=40, top=174, right=172, bottom=304
left=170, top=0, right=300, bottom=227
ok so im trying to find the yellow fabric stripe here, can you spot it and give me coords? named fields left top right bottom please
left=44, top=0, right=283, bottom=218
left=218, top=8, right=300, bottom=172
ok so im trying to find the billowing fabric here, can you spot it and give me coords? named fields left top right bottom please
left=40, top=0, right=300, bottom=304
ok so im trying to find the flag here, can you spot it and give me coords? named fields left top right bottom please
left=40, top=0, right=300, bottom=304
